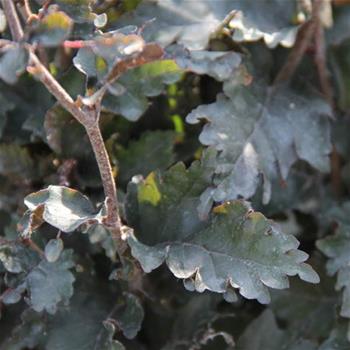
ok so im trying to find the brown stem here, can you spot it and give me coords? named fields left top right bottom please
left=22, top=237, right=45, bottom=256
left=2, top=0, right=24, bottom=41
left=85, top=124, right=120, bottom=229
left=330, top=145, right=342, bottom=197
left=274, top=0, right=322, bottom=85
left=314, top=5, right=335, bottom=109
left=27, top=51, right=87, bottom=125
left=27, top=52, right=122, bottom=234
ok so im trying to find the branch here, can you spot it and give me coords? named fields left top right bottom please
left=1, top=0, right=23, bottom=41
left=313, top=3, right=334, bottom=109
left=27, top=50, right=122, bottom=236
left=27, top=51, right=86, bottom=123
left=85, top=124, right=120, bottom=229
left=274, top=0, right=322, bottom=85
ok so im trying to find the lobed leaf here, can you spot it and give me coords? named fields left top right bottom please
left=0, top=242, right=75, bottom=314
left=110, top=130, right=176, bottom=186
left=119, top=0, right=302, bottom=50
left=187, top=82, right=331, bottom=206
left=125, top=160, right=319, bottom=304
left=236, top=309, right=317, bottom=350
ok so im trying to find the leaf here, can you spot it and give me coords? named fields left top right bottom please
left=102, top=59, right=181, bottom=121
left=162, top=294, right=234, bottom=349
left=26, top=250, right=75, bottom=314
left=270, top=255, right=338, bottom=339
left=119, top=0, right=301, bottom=50
left=235, top=309, right=317, bottom=350
left=174, top=48, right=242, bottom=81
left=0, top=309, right=46, bottom=350
left=0, top=46, right=28, bottom=85
left=125, top=160, right=319, bottom=303
left=45, top=285, right=142, bottom=349
left=0, top=144, right=36, bottom=181
left=114, top=293, right=144, bottom=339
left=44, top=238, right=64, bottom=262
left=0, top=242, right=40, bottom=274
left=326, top=6, right=350, bottom=46
left=0, top=282, right=131, bottom=350
left=318, top=323, right=350, bottom=350
left=317, top=224, right=350, bottom=338
left=0, top=242, right=75, bottom=314
left=53, top=0, right=94, bottom=22
left=44, top=104, right=91, bottom=158
left=186, top=82, right=331, bottom=206
left=110, top=130, right=176, bottom=186
left=228, top=0, right=302, bottom=48
left=87, top=224, right=117, bottom=261
left=23, top=185, right=103, bottom=233
left=30, top=11, right=73, bottom=47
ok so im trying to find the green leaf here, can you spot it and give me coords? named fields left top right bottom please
left=0, top=46, right=28, bottom=85
left=126, top=160, right=319, bottom=303
left=270, top=256, right=338, bottom=339
left=120, top=0, right=301, bottom=50
left=26, top=250, right=75, bottom=314
left=44, top=104, right=91, bottom=158
left=44, top=238, right=64, bottom=263
left=46, top=286, right=141, bottom=349
left=0, top=309, right=46, bottom=350
left=114, top=293, right=144, bottom=339
left=30, top=11, right=73, bottom=47
left=186, top=83, right=331, bottom=205
left=23, top=185, right=103, bottom=233
left=162, top=294, right=234, bottom=349
left=0, top=242, right=40, bottom=274
left=318, top=323, right=350, bottom=350
left=110, top=130, right=176, bottom=186
left=0, top=282, right=130, bottom=350
left=174, top=49, right=242, bottom=81
left=235, top=309, right=317, bottom=350
left=317, top=224, right=350, bottom=338
left=326, top=7, right=350, bottom=46
left=228, top=0, right=302, bottom=48
left=87, top=224, right=117, bottom=261
left=0, top=242, right=75, bottom=314
left=53, top=0, right=94, bottom=22
left=103, top=60, right=181, bottom=121
left=0, top=144, right=37, bottom=181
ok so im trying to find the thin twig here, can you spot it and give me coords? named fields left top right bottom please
left=1, top=0, right=24, bottom=41
left=22, top=237, right=45, bottom=257
left=27, top=51, right=123, bottom=238
left=314, top=4, right=334, bottom=108
left=330, top=145, right=342, bottom=198
left=85, top=125, right=120, bottom=229
left=27, top=50, right=88, bottom=125
left=274, top=0, right=322, bottom=85
left=22, top=0, right=33, bottom=19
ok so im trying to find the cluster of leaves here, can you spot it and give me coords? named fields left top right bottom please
left=1, top=0, right=350, bottom=349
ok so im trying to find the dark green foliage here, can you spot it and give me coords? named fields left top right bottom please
left=1, top=0, right=350, bottom=349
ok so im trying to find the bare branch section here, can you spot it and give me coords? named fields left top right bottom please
left=27, top=51, right=87, bottom=124
left=313, top=2, right=334, bottom=108
left=2, top=0, right=24, bottom=41
left=274, top=0, right=322, bottom=85
left=85, top=125, right=120, bottom=229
